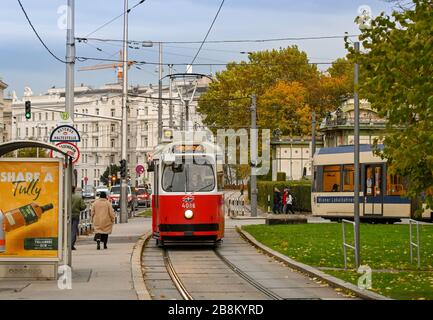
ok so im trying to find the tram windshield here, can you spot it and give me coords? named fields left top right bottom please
left=162, top=158, right=215, bottom=193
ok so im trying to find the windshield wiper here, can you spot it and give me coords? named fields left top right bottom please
left=193, top=183, right=214, bottom=193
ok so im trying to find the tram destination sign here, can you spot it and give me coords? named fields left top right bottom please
left=172, top=144, right=204, bottom=153
left=50, top=125, right=81, bottom=143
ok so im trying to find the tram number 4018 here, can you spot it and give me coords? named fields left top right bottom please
left=182, top=203, right=195, bottom=209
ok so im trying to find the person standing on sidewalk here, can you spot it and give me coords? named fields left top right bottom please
left=91, top=192, right=115, bottom=250
left=273, top=187, right=281, bottom=214
left=285, top=189, right=295, bottom=214
left=71, top=186, right=86, bottom=250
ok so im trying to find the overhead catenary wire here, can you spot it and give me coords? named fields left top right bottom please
left=76, top=56, right=345, bottom=66
left=84, top=0, right=147, bottom=37
left=76, top=34, right=360, bottom=45
left=17, top=0, right=66, bottom=64
left=190, top=0, right=225, bottom=66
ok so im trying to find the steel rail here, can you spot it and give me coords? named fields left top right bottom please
left=213, top=248, right=284, bottom=300
left=162, top=248, right=194, bottom=300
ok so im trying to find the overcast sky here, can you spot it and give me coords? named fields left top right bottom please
left=0, top=0, right=396, bottom=96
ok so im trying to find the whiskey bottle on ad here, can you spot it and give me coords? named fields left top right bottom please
left=3, top=203, right=54, bottom=232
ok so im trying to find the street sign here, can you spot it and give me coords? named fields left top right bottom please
left=50, top=125, right=80, bottom=142
left=49, top=142, right=80, bottom=164
left=60, top=112, right=69, bottom=121
left=136, top=165, right=145, bottom=175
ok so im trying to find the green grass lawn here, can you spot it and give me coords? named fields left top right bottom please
left=136, top=208, right=152, bottom=218
left=243, top=223, right=433, bottom=300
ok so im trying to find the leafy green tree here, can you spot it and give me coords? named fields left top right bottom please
left=100, top=164, right=120, bottom=186
left=347, top=0, right=433, bottom=207
left=198, top=46, right=354, bottom=136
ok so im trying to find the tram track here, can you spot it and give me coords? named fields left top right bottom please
left=213, top=248, right=284, bottom=300
left=162, top=248, right=194, bottom=300
left=161, top=246, right=283, bottom=300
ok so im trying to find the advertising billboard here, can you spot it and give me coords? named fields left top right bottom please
left=0, top=159, right=62, bottom=261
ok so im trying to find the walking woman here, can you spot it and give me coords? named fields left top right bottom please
left=91, top=191, right=115, bottom=250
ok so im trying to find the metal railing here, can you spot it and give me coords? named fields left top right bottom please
left=342, top=219, right=358, bottom=269
left=225, top=192, right=245, bottom=217
left=78, top=204, right=92, bottom=235
left=409, top=219, right=421, bottom=269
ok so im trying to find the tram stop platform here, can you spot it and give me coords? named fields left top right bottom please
left=0, top=217, right=150, bottom=300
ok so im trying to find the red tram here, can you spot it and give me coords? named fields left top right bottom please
left=147, top=141, right=225, bottom=245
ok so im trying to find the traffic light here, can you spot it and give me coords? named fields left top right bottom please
left=25, top=101, right=31, bottom=120
left=120, top=159, right=127, bottom=179
left=111, top=175, right=116, bottom=185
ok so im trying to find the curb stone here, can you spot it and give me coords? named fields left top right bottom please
left=131, top=231, right=152, bottom=300
left=237, top=227, right=392, bottom=300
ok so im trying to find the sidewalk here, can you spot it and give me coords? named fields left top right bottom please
left=0, top=217, right=151, bottom=300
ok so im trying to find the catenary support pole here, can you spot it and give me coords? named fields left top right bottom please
left=65, top=0, right=75, bottom=122
left=120, top=0, right=129, bottom=223
left=158, top=42, right=163, bottom=142
left=168, top=64, right=173, bottom=129
left=354, top=42, right=361, bottom=268
left=250, top=94, right=258, bottom=217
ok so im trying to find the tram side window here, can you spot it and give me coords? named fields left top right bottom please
left=323, top=165, right=341, bottom=192
left=387, top=174, right=406, bottom=196
left=343, top=165, right=354, bottom=192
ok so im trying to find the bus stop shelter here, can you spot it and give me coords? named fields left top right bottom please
left=0, top=140, right=74, bottom=279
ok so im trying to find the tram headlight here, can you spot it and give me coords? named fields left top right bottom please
left=184, top=210, right=194, bottom=220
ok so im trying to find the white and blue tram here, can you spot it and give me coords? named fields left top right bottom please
left=311, top=145, right=432, bottom=222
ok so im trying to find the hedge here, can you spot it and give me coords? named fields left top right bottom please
left=250, top=180, right=312, bottom=213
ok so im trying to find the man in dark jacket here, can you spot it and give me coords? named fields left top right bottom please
left=71, top=186, right=87, bottom=250
left=273, top=187, right=281, bottom=214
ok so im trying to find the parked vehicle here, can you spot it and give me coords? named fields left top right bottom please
left=136, top=187, right=151, bottom=207
left=82, top=185, right=96, bottom=199
left=96, top=186, right=110, bottom=198
left=108, top=185, right=138, bottom=215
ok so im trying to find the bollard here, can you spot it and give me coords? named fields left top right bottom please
left=267, top=195, right=271, bottom=213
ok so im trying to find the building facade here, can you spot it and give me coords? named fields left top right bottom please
left=0, top=79, right=7, bottom=142
left=320, top=99, right=386, bottom=148
left=271, top=137, right=323, bottom=181
left=11, top=80, right=208, bottom=188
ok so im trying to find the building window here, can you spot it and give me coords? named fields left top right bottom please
left=111, top=109, right=115, bottom=117
left=95, top=138, right=99, bottom=147
left=95, top=123, right=99, bottom=132
left=25, top=127, right=29, bottom=136
left=127, top=139, right=130, bottom=148
left=39, top=113, right=42, bottom=121
left=127, top=124, right=130, bottom=133
left=111, top=123, right=116, bottom=132
left=45, top=112, right=48, bottom=120
left=323, top=165, right=341, bottom=192
left=32, top=127, right=35, bottom=136
left=96, top=108, right=100, bottom=115
left=112, top=100, right=115, bottom=105
left=111, top=139, right=115, bottom=148
left=52, top=112, right=55, bottom=121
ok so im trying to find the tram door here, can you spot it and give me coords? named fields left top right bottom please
left=364, top=164, right=384, bottom=215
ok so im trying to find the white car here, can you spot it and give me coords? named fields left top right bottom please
left=96, top=186, right=110, bottom=198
